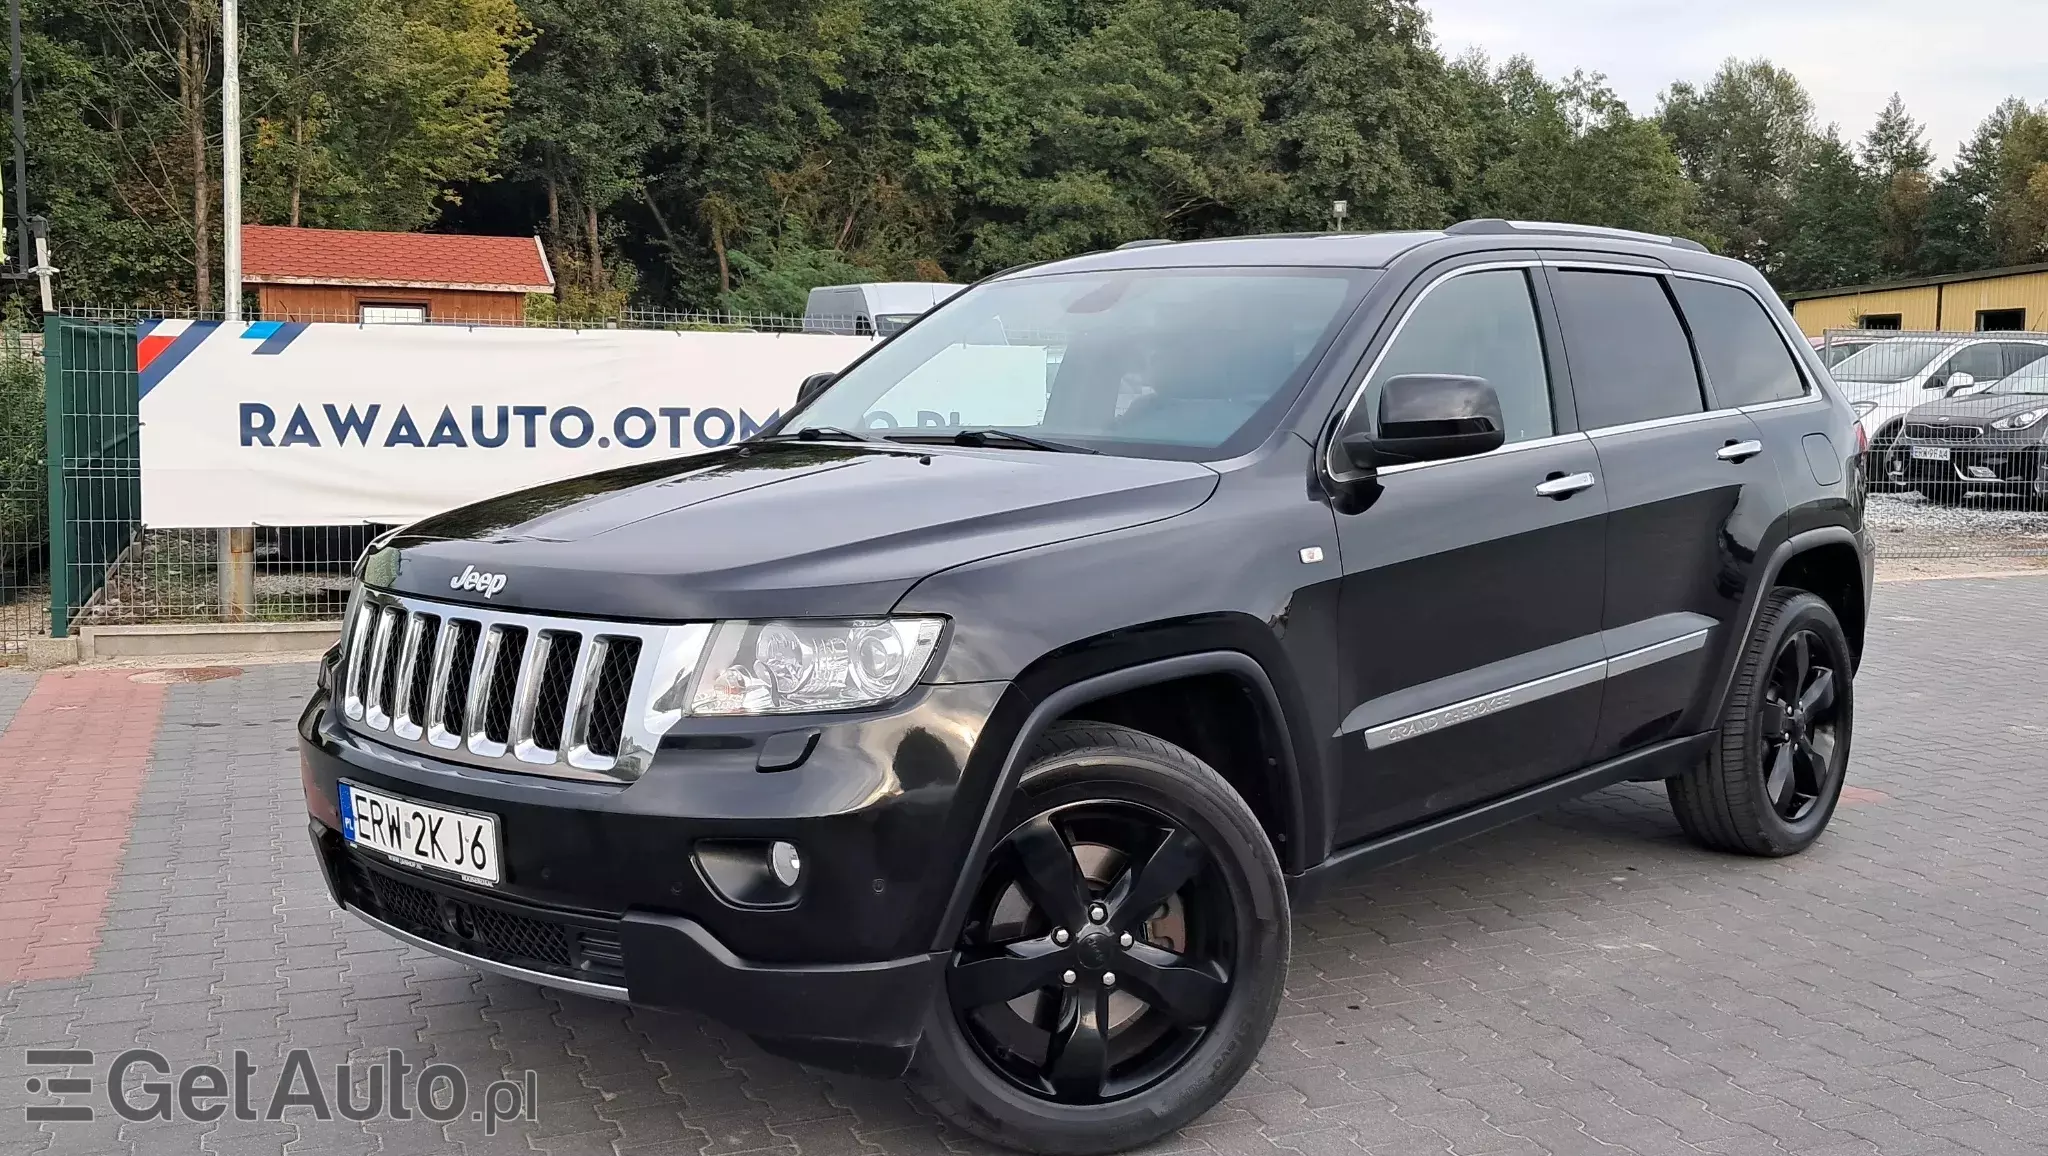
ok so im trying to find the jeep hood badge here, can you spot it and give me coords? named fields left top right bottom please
left=450, top=565, right=508, bottom=599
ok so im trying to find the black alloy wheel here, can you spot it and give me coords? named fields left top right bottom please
left=908, top=721, right=1287, bottom=1155
left=946, top=802, right=1232, bottom=1105
left=1668, top=588, right=1855, bottom=857
left=1756, top=628, right=1841, bottom=823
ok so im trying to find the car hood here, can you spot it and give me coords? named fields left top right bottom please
left=364, top=442, right=1219, bottom=621
left=1835, top=377, right=1919, bottom=400
left=1904, top=393, right=2048, bottom=425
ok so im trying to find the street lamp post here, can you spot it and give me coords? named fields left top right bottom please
left=222, top=0, right=242, bottom=322
left=218, top=0, right=255, bottom=620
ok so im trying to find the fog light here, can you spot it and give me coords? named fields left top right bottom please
left=770, top=841, right=803, bottom=887
left=695, top=839, right=805, bottom=907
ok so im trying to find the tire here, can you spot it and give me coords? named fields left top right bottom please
left=1866, top=425, right=1904, bottom=491
left=1668, top=590, right=1854, bottom=857
left=1914, top=482, right=1967, bottom=505
left=908, top=721, right=1288, bottom=1155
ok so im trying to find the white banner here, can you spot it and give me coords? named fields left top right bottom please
left=136, top=321, right=874, bottom=527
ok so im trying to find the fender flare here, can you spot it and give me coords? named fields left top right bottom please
left=929, top=651, right=1302, bottom=952
left=1699, top=523, right=1869, bottom=725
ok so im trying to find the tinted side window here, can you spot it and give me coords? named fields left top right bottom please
left=1670, top=279, right=1807, bottom=406
left=1363, top=269, right=1553, bottom=444
left=1551, top=270, right=1705, bottom=428
left=1939, top=343, right=2004, bottom=384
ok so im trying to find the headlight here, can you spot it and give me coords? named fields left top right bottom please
left=1851, top=400, right=1878, bottom=417
left=686, top=618, right=945, bottom=715
left=1991, top=409, right=2047, bottom=430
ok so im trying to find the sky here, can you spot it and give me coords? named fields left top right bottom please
left=1421, top=0, right=2048, bottom=165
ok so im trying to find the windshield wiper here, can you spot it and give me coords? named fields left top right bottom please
left=756, top=425, right=872, bottom=443
left=887, top=429, right=1099, bottom=454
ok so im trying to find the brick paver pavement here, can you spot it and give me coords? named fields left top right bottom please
left=0, top=672, right=166, bottom=985
left=5, top=574, right=2048, bottom=1155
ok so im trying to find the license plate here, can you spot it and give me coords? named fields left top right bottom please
left=1911, top=444, right=1952, bottom=462
left=339, top=782, right=502, bottom=884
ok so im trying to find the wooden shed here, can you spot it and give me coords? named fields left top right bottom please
left=243, top=225, right=555, bottom=324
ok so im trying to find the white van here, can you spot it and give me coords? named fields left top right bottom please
left=802, top=282, right=963, bottom=336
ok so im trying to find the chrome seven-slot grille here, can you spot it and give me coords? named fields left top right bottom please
left=339, top=589, right=706, bottom=781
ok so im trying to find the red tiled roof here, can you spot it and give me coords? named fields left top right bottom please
left=242, top=225, right=554, bottom=292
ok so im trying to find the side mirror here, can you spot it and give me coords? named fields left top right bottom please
left=797, top=372, right=836, bottom=406
left=1943, top=372, right=1980, bottom=397
left=1341, top=374, right=1506, bottom=470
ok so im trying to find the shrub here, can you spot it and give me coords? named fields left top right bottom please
left=0, top=329, right=44, bottom=578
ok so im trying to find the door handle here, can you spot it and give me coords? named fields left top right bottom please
left=1717, top=439, right=1764, bottom=463
left=1534, top=472, right=1596, bottom=499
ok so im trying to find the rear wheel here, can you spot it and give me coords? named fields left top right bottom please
left=1668, top=589, right=1854, bottom=857
left=908, top=722, right=1287, bottom=1155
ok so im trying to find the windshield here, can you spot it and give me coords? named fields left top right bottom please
left=1987, top=368, right=2048, bottom=395
left=1816, top=341, right=1877, bottom=367
left=1828, top=340, right=1952, bottom=382
left=788, top=267, right=1373, bottom=460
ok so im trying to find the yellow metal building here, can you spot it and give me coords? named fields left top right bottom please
left=1787, top=263, right=2048, bottom=335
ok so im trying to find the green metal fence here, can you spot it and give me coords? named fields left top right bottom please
left=43, top=316, right=140, bottom=638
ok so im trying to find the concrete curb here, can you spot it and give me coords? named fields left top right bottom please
left=70, top=620, right=342, bottom=662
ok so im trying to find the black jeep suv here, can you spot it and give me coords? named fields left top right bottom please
left=300, top=221, right=1872, bottom=1154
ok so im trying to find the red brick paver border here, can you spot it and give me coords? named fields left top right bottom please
left=0, top=671, right=166, bottom=982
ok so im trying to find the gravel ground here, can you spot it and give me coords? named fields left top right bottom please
left=1866, top=490, right=2048, bottom=563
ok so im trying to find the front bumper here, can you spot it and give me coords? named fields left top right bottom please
left=1892, top=440, right=2046, bottom=492
left=299, top=674, right=1013, bottom=1076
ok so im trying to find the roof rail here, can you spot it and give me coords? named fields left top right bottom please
left=1115, top=238, right=1175, bottom=250
left=1446, top=218, right=1710, bottom=254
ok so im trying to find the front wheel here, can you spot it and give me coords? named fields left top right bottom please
left=908, top=722, right=1288, bottom=1155
left=1668, top=590, right=1854, bottom=856
left=1868, top=425, right=1906, bottom=490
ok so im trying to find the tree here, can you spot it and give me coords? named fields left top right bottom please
left=14, top=1, right=193, bottom=305
left=1777, top=131, right=1879, bottom=292
left=506, top=0, right=700, bottom=298
left=242, top=0, right=524, bottom=232
left=1858, top=93, right=1931, bottom=275
left=1919, top=99, right=2024, bottom=275
left=21, top=0, right=2048, bottom=314
left=1659, top=58, right=1816, bottom=273
left=1452, top=55, right=1696, bottom=238
left=1860, top=92, right=1931, bottom=174
left=1237, top=0, right=1467, bottom=232
left=1987, top=102, right=2048, bottom=266
left=963, top=0, right=1275, bottom=268
left=18, top=0, right=519, bottom=309
left=51, top=0, right=224, bottom=307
